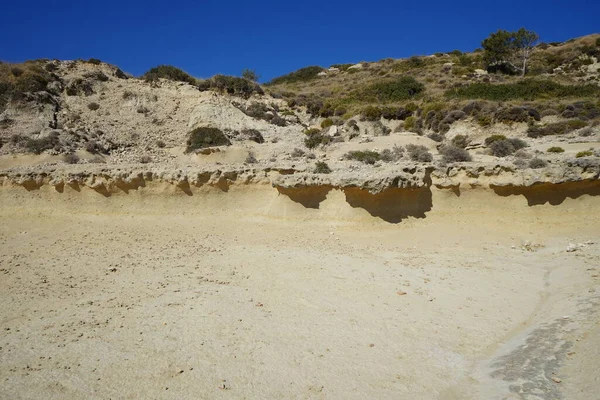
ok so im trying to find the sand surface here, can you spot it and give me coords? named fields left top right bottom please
left=1, top=184, right=599, bottom=399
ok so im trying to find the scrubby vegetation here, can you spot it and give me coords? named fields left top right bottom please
left=304, top=129, right=330, bottom=149
left=547, top=146, right=565, bottom=153
left=529, top=158, right=547, bottom=169
left=527, top=119, right=587, bottom=138
left=0, top=61, right=53, bottom=111
left=344, top=150, right=381, bottom=164
left=488, top=137, right=527, bottom=157
left=576, top=150, right=593, bottom=158
left=446, top=80, right=600, bottom=101
left=143, top=65, right=196, bottom=85
left=201, top=75, right=264, bottom=98
left=358, top=77, right=425, bottom=102
left=268, top=66, right=325, bottom=85
left=406, top=144, right=433, bottom=162
left=439, top=145, right=472, bottom=162
left=314, top=161, right=332, bottom=174
left=185, top=127, right=231, bottom=152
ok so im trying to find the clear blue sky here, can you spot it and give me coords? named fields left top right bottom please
left=3, top=0, right=599, bottom=82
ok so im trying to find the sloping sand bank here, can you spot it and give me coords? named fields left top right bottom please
left=1, top=181, right=599, bottom=399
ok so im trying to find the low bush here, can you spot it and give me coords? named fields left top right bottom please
left=344, top=150, right=381, bottom=165
left=373, top=121, right=391, bottom=136
left=495, top=106, right=540, bottom=123
left=156, top=140, right=166, bottom=148
left=359, top=76, right=425, bottom=102
left=361, top=106, right=382, bottom=121
left=379, top=145, right=405, bottom=162
left=314, top=161, right=332, bottom=174
left=241, top=129, right=264, bottom=143
left=547, top=146, right=564, bottom=153
left=65, top=78, right=94, bottom=96
left=489, top=138, right=527, bottom=157
left=428, top=133, right=444, bottom=142
left=576, top=150, right=593, bottom=158
left=143, top=65, right=196, bottom=85
left=451, top=135, right=470, bottom=148
left=268, top=66, right=325, bottom=85
left=321, top=118, right=333, bottom=129
left=439, top=145, right=472, bottom=162
left=485, top=135, right=507, bottom=145
left=139, top=155, right=152, bottom=164
left=24, top=132, right=60, bottom=154
left=87, top=102, right=100, bottom=111
left=207, top=75, right=264, bottom=98
left=527, top=119, right=587, bottom=138
left=404, top=116, right=416, bottom=131
left=86, top=58, right=102, bottom=65
left=83, top=71, right=109, bottom=82
left=185, top=127, right=231, bottom=152
left=446, top=79, right=600, bottom=101
left=304, top=129, right=330, bottom=149
left=406, top=144, right=432, bottom=162
left=529, top=158, right=547, bottom=169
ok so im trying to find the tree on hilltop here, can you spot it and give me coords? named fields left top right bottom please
left=482, top=28, right=539, bottom=76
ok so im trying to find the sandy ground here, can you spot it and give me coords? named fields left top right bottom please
left=1, top=184, right=599, bottom=399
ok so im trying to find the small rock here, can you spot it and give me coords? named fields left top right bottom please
left=566, top=244, right=578, bottom=252
left=551, top=377, right=562, bottom=383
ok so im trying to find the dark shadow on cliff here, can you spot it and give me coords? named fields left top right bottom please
left=491, top=180, right=600, bottom=206
left=276, top=186, right=332, bottom=209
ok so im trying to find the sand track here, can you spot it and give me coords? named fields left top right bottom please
left=1, top=183, right=599, bottom=399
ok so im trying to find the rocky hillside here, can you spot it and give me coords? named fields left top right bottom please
left=0, top=34, right=599, bottom=178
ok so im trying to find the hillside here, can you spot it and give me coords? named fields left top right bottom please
left=0, top=33, right=599, bottom=174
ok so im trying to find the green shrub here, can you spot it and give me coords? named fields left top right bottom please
left=314, top=161, right=332, bottom=174
left=344, top=150, right=381, bottom=165
left=406, top=144, right=432, bottom=162
left=143, top=65, right=196, bottom=85
left=87, top=102, right=100, bottom=111
left=87, top=58, right=102, bottom=65
left=439, top=145, right=472, bottom=162
left=360, top=76, right=425, bottom=102
left=361, top=106, right=382, bottom=121
left=446, top=79, right=600, bottom=101
left=321, top=118, right=333, bottom=129
left=476, top=114, right=493, bottom=127
left=404, top=116, right=416, bottom=131
left=268, top=66, right=325, bottom=85
left=547, top=146, right=565, bottom=153
left=185, top=127, right=231, bottom=152
left=576, top=150, right=593, bottom=158
left=527, top=119, right=587, bottom=138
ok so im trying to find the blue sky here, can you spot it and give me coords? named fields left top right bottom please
left=3, top=0, right=599, bottom=82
